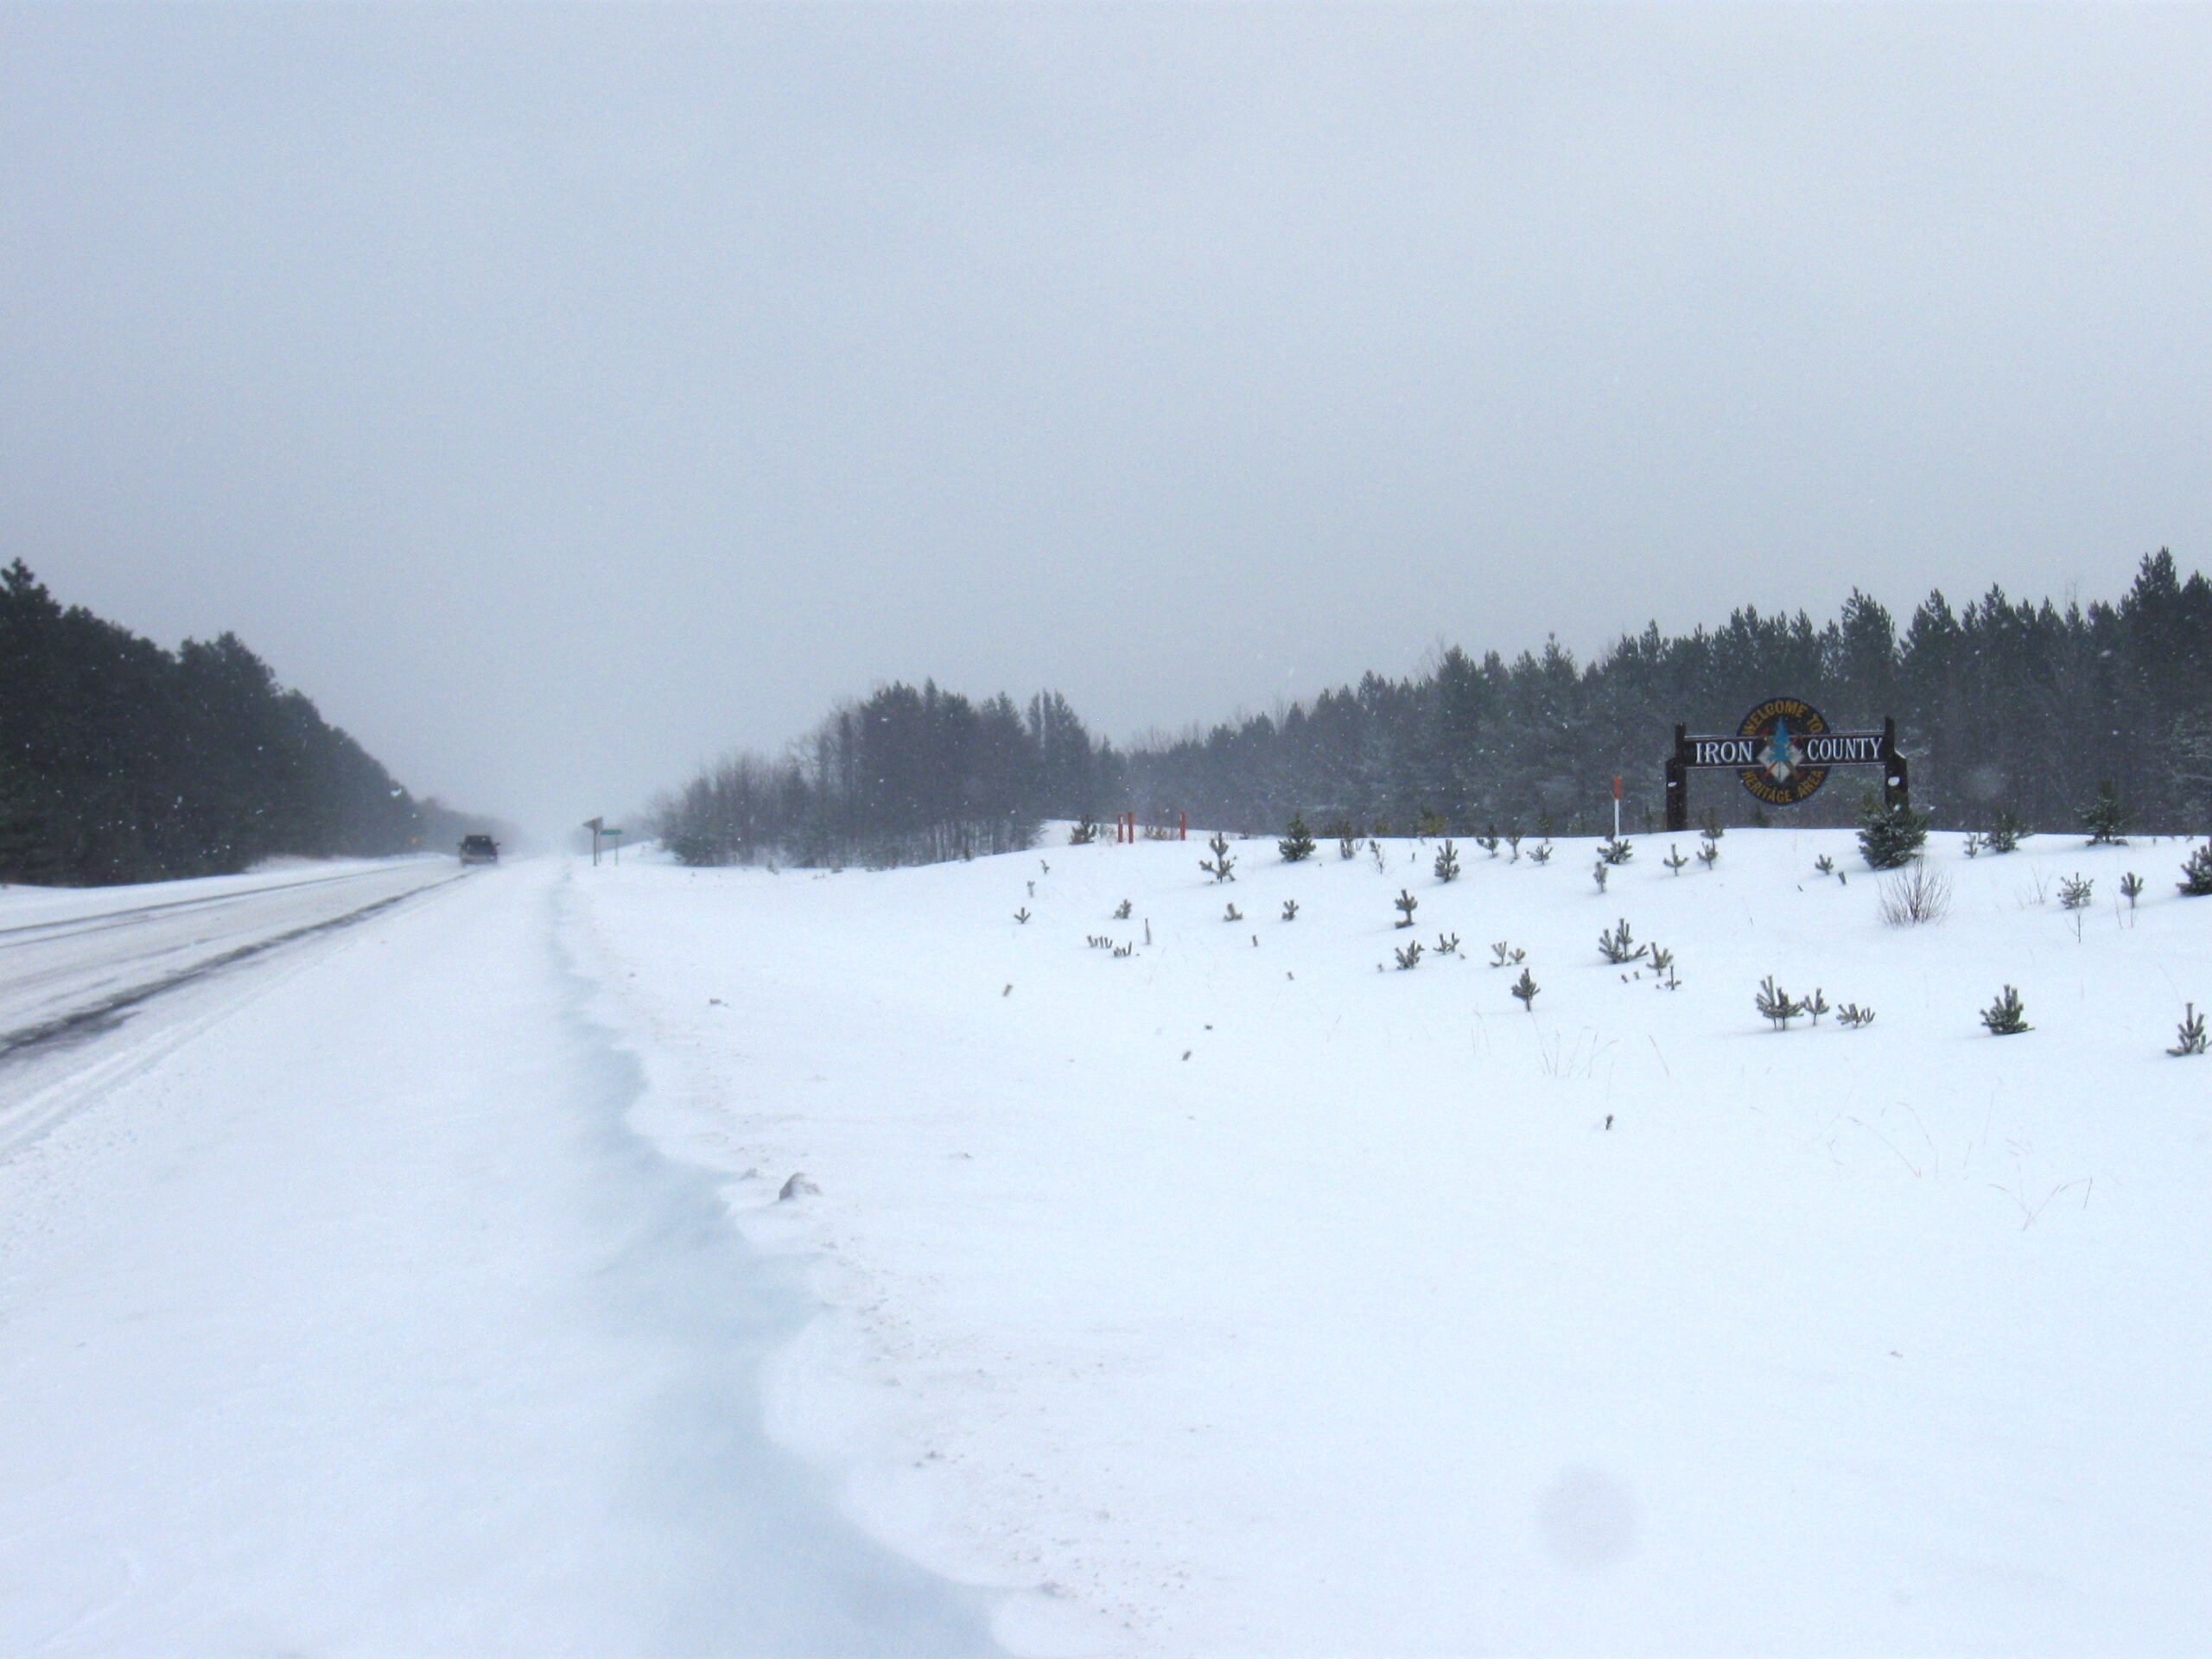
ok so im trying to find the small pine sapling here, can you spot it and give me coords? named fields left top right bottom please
left=1529, top=841, right=1554, bottom=865
left=1663, top=845, right=1689, bottom=875
left=1475, top=828, right=1501, bottom=857
left=1281, top=899, right=1300, bottom=922
left=1334, top=820, right=1359, bottom=860
left=1489, top=940, right=1525, bottom=968
left=1597, top=836, right=1633, bottom=866
left=2058, top=874, right=2094, bottom=911
left=1394, top=888, right=1420, bottom=928
left=1370, top=840, right=1387, bottom=874
left=1223, top=902, right=1243, bottom=923
left=1696, top=841, right=1719, bottom=870
left=1980, top=984, right=2031, bottom=1035
left=2120, top=872, right=2145, bottom=909
left=1435, top=931, right=1460, bottom=956
left=1597, top=918, right=1648, bottom=965
left=1962, top=833, right=1986, bottom=859
left=2177, top=842, right=2212, bottom=896
left=1394, top=939, right=1425, bottom=970
left=1837, top=1003, right=1876, bottom=1028
left=1756, top=976, right=1808, bottom=1031
left=1014, top=907, right=1032, bottom=924
left=1859, top=798, right=1931, bottom=870
left=1506, top=832, right=1522, bottom=861
left=1068, top=818, right=1097, bottom=845
left=1200, top=830, right=1237, bottom=883
left=2170, top=1003, right=2209, bottom=1057
left=1433, top=840, right=1461, bottom=882
left=1987, top=810, right=2024, bottom=854
left=1510, top=967, right=1539, bottom=1009
left=1279, top=814, right=1317, bottom=863
left=1417, top=809, right=1447, bottom=840
left=1592, top=860, right=1610, bottom=893
left=1805, top=988, right=1830, bottom=1025
left=2081, top=781, right=2129, bottom=846
left=1649, top=944, right=1680, bottom=990
left=1113, top=899, right=1132, bottom=919
left=1814, top=854, right=1835, bottom=876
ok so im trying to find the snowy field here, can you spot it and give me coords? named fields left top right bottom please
left=573, top=826, right=2212, bottom=1656
left=3, top=832, right=2207, bottom=1656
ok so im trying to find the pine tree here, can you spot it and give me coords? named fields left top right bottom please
left=1858, top=798, right=1929, bottom=870
left=2081, top=781, right=2129, bottom=845
left=1278, top=813, right=1316, bottom=863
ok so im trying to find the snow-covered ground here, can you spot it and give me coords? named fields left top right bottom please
left=0, top=861, right=995, bottom=1656
left=4, top=833, right=2207, bottom=1655
left=571, top=827, right=2212, bottom=1656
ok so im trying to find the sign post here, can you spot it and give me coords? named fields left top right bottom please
left=1663, top=701, right=1905, bottom=830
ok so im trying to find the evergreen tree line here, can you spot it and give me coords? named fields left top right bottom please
left=658, top=551, right=2212, bottom=867
left=654, top=683, right=1120, bottom=868
left=1122, top=551, right=2212, bottom=841
left=1, top=561, right=461, bottom=885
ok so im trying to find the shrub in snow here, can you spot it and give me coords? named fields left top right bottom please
left=1838, top=1002, right=1876, bottom=1028
left=1418, top=809, right=1447, bottom=839
left=2171, top=1003, right=2208, bottom=1057
left=1597, top=836, right=1633, bottom=867
left=1068, top=818, right=1097, bottom=845
left=1475, top=829, right=1501, bottom=857
left=1394, top=887, right=1419, bottom=928
left=1510, top=967, right=1539, bottom=1008
left=1435, top=931, right=1460, bottom=956
left=1506, top=832, right=1523, bottom=861
left=1878, top=861, right=1952, bottom=925
left=1433, top=840, right=1461, bottom=882
left=1394, top=939, right=1424, bottom=970
left=2120, top=872, right=2145, bottom=908
left=2178, top=843, right=2212, bottom=896
left=1278, top=815, right=1317, bottom=863
left=2081, top=781, right=2129, bottom=846
left=1014, top=906, right=1031, bottom=924
left=1489, top=940, right=1525, bottom=968
left=1592, top=861, right=1609, bottom=893
left=1805, top=988, right=1830, bottom=1024
left=2058, top=874, right=2094, bottom=911
left=1859, top=798, right=1930, bottom=870
left=1281, top=899, right=1299, bottom=921
left=1756, top=976, right=1808, bottom=1030
left=1223, top=902, right=1243, bottom=922
left=1663, top=845, right=1688, bottom=874
left=1200, top=831, right=1237, bottom=883
left=1986, top=809, right=2024, bottom=853
left=1332, top=819, right=1358, bottom=860
left=1529, top=841, right=1554, bottom=865
left=1596, top=918, right=1647, bottom=965
left=1113, top=899, right=1132, bottom=919
left=1696, top=841, right=1719, bottom=870
left=1981, top=984, right=2031, bottom=1035
left=1649, top=944, right=1680, bottom=990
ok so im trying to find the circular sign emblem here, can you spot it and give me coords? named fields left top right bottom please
left=1736, top=696, right=1832, bottom=806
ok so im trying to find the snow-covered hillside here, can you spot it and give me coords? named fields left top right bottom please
left=575, top=826, right=2212, bottom=1656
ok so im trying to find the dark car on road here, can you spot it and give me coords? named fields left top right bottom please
left=458, top=835, right=500, bottom=865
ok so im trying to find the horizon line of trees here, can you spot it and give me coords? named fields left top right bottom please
left=1, top=561, right=498, bottom=887
left=658, top=550, right=2212, bottom=868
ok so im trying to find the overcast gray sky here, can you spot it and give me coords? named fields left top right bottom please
left=5, top=4, right=2209, bottom=834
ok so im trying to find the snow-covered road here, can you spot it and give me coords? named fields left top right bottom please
left=0, top=860, right=997, bottom=1656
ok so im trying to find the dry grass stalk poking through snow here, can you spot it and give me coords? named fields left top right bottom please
left=1879, top=860, right=1952, bottom=926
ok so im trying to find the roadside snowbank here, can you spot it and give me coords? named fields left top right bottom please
left=575, top=829, right=2212, bottom=1656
